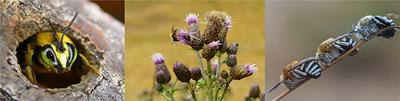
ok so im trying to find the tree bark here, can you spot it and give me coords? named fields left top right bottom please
left=0, top=0, right=124, bottom=100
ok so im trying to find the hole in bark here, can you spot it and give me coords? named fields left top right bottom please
left=16, top=31, right=93, bottom=88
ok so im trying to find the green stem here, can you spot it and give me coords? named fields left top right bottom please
left=161, top=84, right=176, bottom=101
left=195, top=50, right=204, bottom=69
left=206, top=60, right=213, bottom=101
left=188, top=82, right=197, bottom=101
left=213, top=53, right=222, bottom=101
left=219, top=78, right=233, bottom=101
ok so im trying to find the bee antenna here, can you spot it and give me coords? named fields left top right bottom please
left=268, top=82, right=281, bottom=93
left=47, top=19, right=64, bottom=51
left=60, top=12, right=79, bottom=51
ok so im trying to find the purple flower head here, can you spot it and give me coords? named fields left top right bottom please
left=151, top=53, right=165, bottom=65
left=243, top=63, right=257, bottom=74
left=177, top=29, right=190, bottom=45
left=224, top=15, right=232, bottom=29
left=185, top=13, right=199, bottom=25
left=207, top=40, right=221, bottom=50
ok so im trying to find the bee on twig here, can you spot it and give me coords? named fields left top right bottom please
left=353, top=15, right=397, bottom=40
left=269, top=57, right=322, bottom=92
left=316, top=35, right=358, bottom=65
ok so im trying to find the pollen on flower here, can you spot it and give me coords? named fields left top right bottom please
left=243, top=64, right=257, bottom=74
left=185, top=13, right=199, bottom=25
left=151, top=53, right=165, bottom=65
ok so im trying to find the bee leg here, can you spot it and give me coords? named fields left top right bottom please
left=23, top=66, right=37, bottom=84
left=23, top=45, right=37, bottom=84
left=78, top=53, right=101, bottom=75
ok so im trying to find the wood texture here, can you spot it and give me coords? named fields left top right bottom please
left=0, top=0, right=124, bottom=100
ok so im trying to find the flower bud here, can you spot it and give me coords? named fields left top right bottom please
left=173, top=61, right=192, bottom=82
left=191, top=67, right=202, bottom=81
left=249, top=84, right=260, bottom=98
left=227, top=42, right=238, bottom=55
left=189, top=35, right=203, bottom=50
left=226, top=54, right=237, bottom=67
left=231, top=64, right=257, bottom=80
left=156, top=70, right=171, bottom=84
left=221, top=70, right=229, bottom=79
left=201, top=41, right=221, bottom=60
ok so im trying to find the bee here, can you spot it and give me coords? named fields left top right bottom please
left=17, top=12, right=100, bottom=85
left=353, top=15, right=397, bottom=40
left=280, top=57, right=322, bottom=89
left=170, top=26, right=180, bottom=42
left=316, top=36, right=358, bottom=64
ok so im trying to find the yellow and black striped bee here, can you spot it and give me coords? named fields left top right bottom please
left=17, top=13, right=100, bottom=86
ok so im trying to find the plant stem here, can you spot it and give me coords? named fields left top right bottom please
left=219, top=78, right=233, bottom=101
left=188, top=83, right=197, bottom=101
left=161, top=84, right=176, bottom=101
left=213, top=53, right=222, bottom=101
left=206, top=60, right=213, bottom=101
left=195, top=50, right=203, bottom=69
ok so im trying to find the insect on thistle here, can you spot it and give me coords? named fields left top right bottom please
left=17, top=12, right=100, bottom=85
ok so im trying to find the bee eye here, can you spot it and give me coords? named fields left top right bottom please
left=43, top=48, right=58, bottom=65
left=67, top=43, right=76, bottom=65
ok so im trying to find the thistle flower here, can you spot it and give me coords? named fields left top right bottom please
left=227, top=42, right=238, bottom=55
left=248, top=84, right=260, bottom=98
left=226, top=54, right=237, bottom=67
left=173, top=61, right=192, bottom=82
left=203, top=11, right=228, bottom=44
left=202, top=41, right=221, bottom=60
left=177, top=29, right=191, bottom=45
left=191, top=67, right=202, bottom=81
left=151, top=53, right=165, bottom=65
left=208, top=40, right=221, bottom=50
left=243, top=64, right=258, bottom=74
left=231, top=64, right=257, bottom=80
left=156, top=70, right=171, bottom=84
left=224, top=15, right=232, bottom=30
left=185, top=13, right=199, bottom=25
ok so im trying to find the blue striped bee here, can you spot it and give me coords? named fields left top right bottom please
left=353, top=15, right=396, bottom=40
left=316, top=36, right=358, bottom=64
left=280, top=57, right=322, bottom=89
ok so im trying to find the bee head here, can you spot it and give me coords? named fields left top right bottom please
left=42, top=12, right=79, bottom=73
left=39, top=39, right=77, bottom=73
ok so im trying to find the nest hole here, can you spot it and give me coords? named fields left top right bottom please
left=16, top=31, right=94, bottom=88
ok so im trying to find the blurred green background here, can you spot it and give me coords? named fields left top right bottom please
left=267, top=1, right=400, bottom=101
left=125, top=1, right=265, bottom=101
